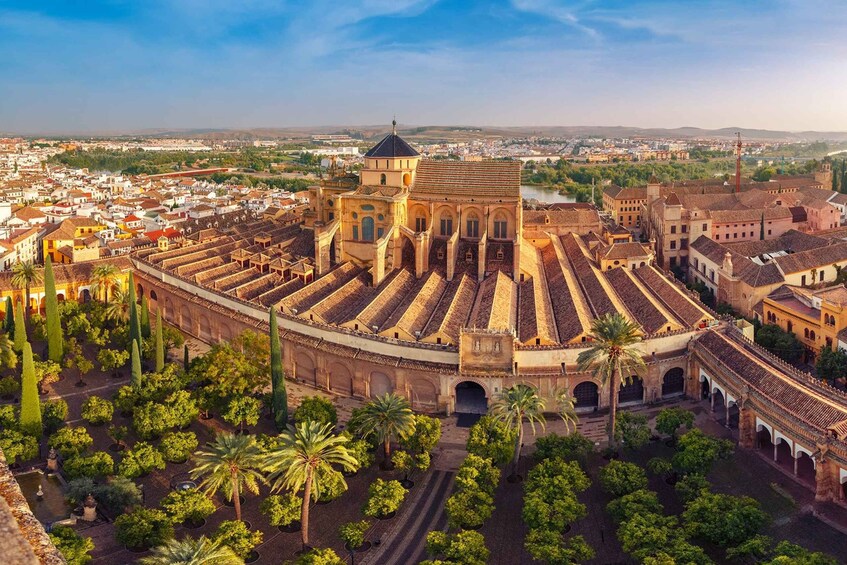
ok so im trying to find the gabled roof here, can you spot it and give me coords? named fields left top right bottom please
left=364, top=133, right=419, bottom=158
left=411, top=159, right=521, bottom=199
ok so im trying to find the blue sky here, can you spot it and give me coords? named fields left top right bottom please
left=1, top=0, right=845, bottom=133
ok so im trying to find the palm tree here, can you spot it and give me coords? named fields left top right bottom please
left=190, top=433, right=266, bottom=522
left=265, top=421, right=358, bottom=550
left=140, top=536, right=243, bottom=565
left=490, top=384, right=546, bottom=480
left=554, top=387, right=578, bottom=434
left=104, top=287, right=130, bottom=323
left=91, top=263, right=121, bottom=304
left=354, top=393, right=416, bottom=468
left=576, top=313, right=646, bottom=449
left=10, top=261, right=42, bottom=319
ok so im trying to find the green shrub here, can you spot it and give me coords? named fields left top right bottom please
left=41, top=399, right=69, bottom=434
left=49, top=525, right=95, bottom=565
left=159, top=488, right=216, bottom=525
left=0, top=429, right=39, bottom=464
left=0, top=375, right=19, bottom=397
left=114, top=507, right=173, bottom=549
left=317, top=468, right=347, bottom=502
left=49, top=426, right=93, bottom=457
left=363, top=479, right=406, bottom=517
left=63, top=451, right=115, bottom=480
left=466, top=414, right=516, bottom=467
left=293, top=396, right=337, bottom=427
left=118, top=441, right=166, bottom=479
left=260, top=493, right=301, bottom=526
left=534, top=432, right=594, bottom=462
left=338, top=520, right=370, bottom=549
left=158, top=431, right=198, bottom=463
left=81, top=396, right=114, bottom=426
left=598, top=460, right=648, bottom=498
left=211, top=520, right=263, bottom=560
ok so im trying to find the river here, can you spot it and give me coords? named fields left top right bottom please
left=520, top=184, right=577, bottom=204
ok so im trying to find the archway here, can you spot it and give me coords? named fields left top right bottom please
left=137, top=283, right=144, bottom=299
left=796, top=451, right=815, bottom=484
left=198, top=315, right=212, bottom=342
left=80, top=288, right=91, bottom=303
left=756, top=425, right=773, bottom=452
left=295, top=352, right=317, bottom=387
left=164, top=297, right=175, bottom=323
left=179, top=305, right=193, bottom=334
left=573, top=381, right=599, bottom=410
left=455, top=381, right=487, bottom=414
left=408, top=379, right=437, bottom=411
left=662, top=368, right=685, bottom=397
left=618, top=376, right=644, bottom=405
left=370, top=372, right=393, bottom=397
left=328, top=363, right=353, bottom=396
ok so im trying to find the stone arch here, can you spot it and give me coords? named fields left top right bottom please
left=618, top=375, right=644, bottom=404
left=328, top=362, right=353, bottom=396
left=662, top=367, right=685, bottom=397
left=198, top=314, right=212, bottom=342
left=454, top=380, right=487, bottom=414
left=179, top=304, right=193, bottom=334
left=573, top=380, right=599, bottom=410
left=79, top=288, right=91, bottom=303
left=294, top=351, right=317, bottom=386
left=56, top=293, right=65, bottom=302
left=369, top=371, right=393, bottom=397
left=219, top=323, right=233, bottom=343
left=164, top=296, right=175, bottom=323
left=149, top=290, right=158, bottom=302
left=408, top=378, right=438, bottom=411
left=136, top=282, right=144, bottom=298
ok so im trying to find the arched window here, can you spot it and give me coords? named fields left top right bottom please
left=380, top=174, right=386, bottom=185
left=415, top=212, right=426, bottom=232
left=810, top=330, right=816, bottom=341
left=362, top=217, right=375, bottom=242
left=493, top=212, right=508, bottom=239
left=466, top=212, right=480, bottom=238
left=804, top=328, right=810, bottom=338
left=440, top=214, right=453, bottom=236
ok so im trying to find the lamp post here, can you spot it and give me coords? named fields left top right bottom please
left=348, top=546, right=355, bottom=565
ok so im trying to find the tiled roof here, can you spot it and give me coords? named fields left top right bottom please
left=411, top=160, right=521, bottom=199
left=773, top=242, right=847, bottom=275
left=364, top=133, right=419, bottom=158
left=604, top=185, right=647, bottom=200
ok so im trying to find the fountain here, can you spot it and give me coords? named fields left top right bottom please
left=15, top=470, right=70, bottom=525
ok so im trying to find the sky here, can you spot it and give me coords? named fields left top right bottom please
left=1, top=0, right=846, bottom=134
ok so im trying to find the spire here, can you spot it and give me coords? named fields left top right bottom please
left=735, top=132, right=742, bottom=193
left=392, top=116, right=397, bottom=135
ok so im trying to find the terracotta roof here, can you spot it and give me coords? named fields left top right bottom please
left=773, top=242, right=847, bottom=275
left=604, top=185, right=647, bottom=200
left=665, top=192, right=681, bottom=206
left=411, top=159, right=521, bottom=199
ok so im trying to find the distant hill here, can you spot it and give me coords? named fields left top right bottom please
left=12, top=124, right=847, bottom=142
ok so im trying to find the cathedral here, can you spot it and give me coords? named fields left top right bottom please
left=304, top=122, right=522, bottom=286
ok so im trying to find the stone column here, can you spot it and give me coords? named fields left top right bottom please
left=737, top=407, right=755, bottom=449
left=725, top=403, right=731, bottom=429
left=815, top=457, right=834, bottom=502
left=793, top=453, right=799, bottom=476
left=773, top=442, right=778, bottom=463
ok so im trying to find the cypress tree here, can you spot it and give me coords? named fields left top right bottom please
left=4, top=296, right=13, bottom=337
left=128, top=272, right=140, bottom=350
left=131, top=339, right=142, bottom=389
left=759, top=213, right=765, bottom=241
left=183, top=344, right=189, bottom=372
left=44, top=256, right=63, bottom=363
left=140, top=295, right=151, bottom=339
left=269, top=307, right=287, bottom=430
left=19, top=342, right=42, bottom=436
left=154, top=309, right=164, bottom=372
left=13, top=299, right=25, bottom=353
